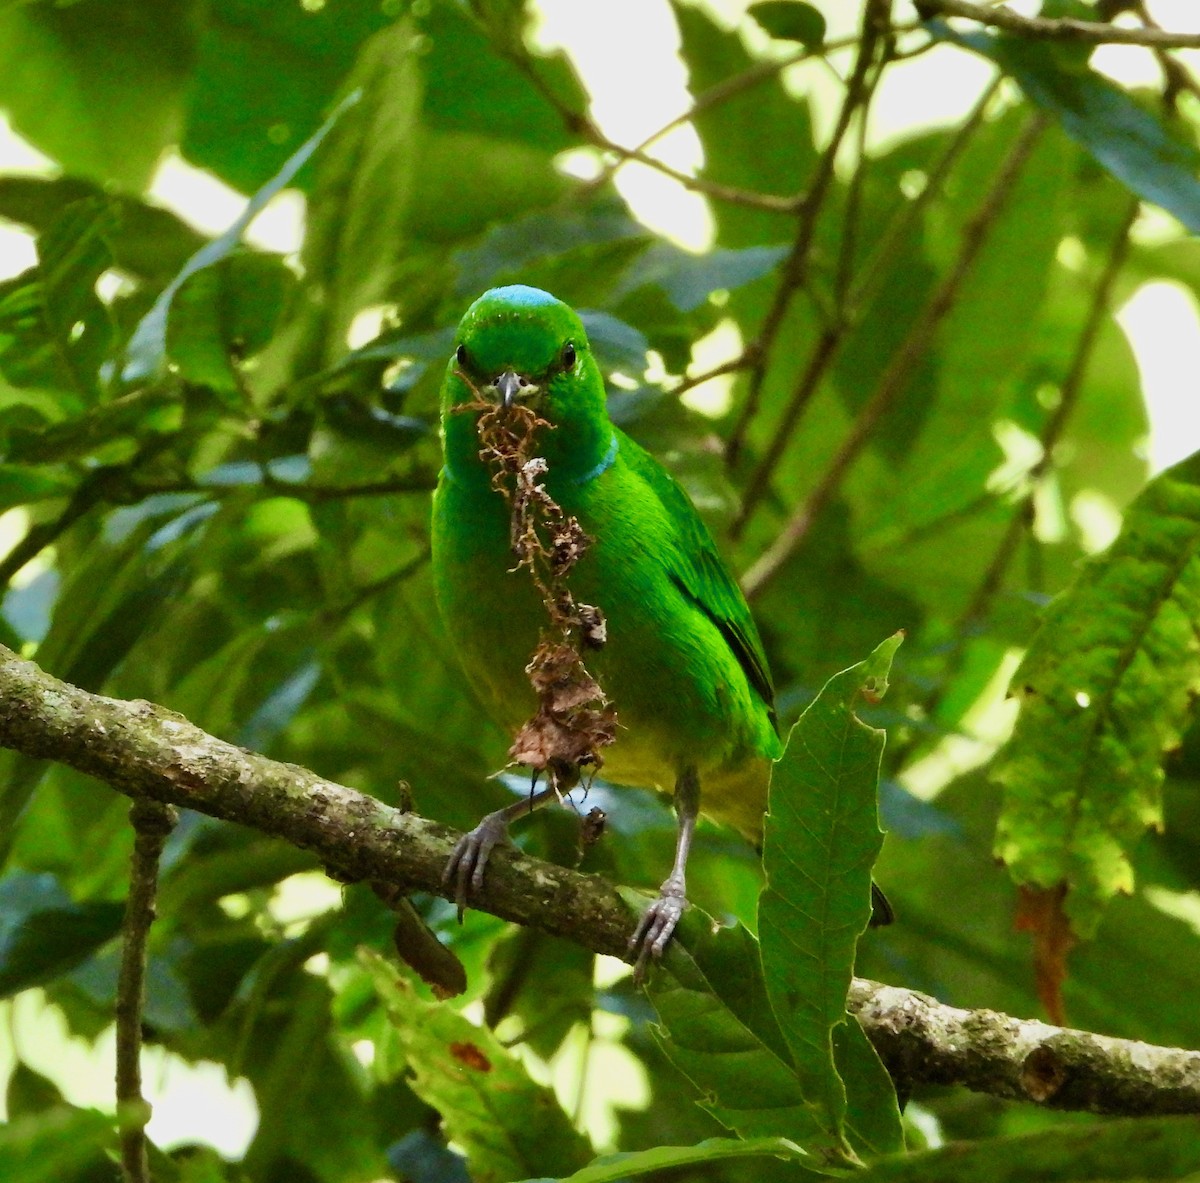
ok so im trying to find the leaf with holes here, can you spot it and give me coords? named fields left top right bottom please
left=364, top=950, right=592, bottom=1183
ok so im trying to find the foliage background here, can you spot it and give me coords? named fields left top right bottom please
left=1, top=0, right=1200, bottom=1179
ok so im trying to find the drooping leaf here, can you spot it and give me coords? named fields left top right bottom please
left=298, top=23, right=422, bottom=366
left=947, top=29, right=1200, bottom=233
left=759, top=632, right=904, bottom=1157
left=995, top=451, right=1200, bottom=942
left=365, top=950, right=593, bottom=1183
left=0, top=873, right=123, bottom=997
left=642, top=915, right=838, bottom=1164
left=123, top=87, right=361, bottom=382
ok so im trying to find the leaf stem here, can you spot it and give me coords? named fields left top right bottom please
left=116, top=798, right=176, bottom=1183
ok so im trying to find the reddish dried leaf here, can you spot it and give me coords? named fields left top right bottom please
left=1016, top=884, right=1076, bottom=1025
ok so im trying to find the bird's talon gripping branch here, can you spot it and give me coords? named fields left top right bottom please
left=630, top=879, right=688, bottom=982
left=443, top=785, right=560, bottom=919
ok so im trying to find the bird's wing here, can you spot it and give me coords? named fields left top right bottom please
left=616, top=429, right=777, bottom=727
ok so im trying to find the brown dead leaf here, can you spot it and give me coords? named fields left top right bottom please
left=1016, top=883, right=1076, bottom=1026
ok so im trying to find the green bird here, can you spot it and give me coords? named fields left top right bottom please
left=432, top=285, right=886, bottom=968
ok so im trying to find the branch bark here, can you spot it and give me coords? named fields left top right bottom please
left=1, top=645, right=1198, bottom=1116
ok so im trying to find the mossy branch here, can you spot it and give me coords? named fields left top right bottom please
left=1, top=644, right=1198, bottom=1116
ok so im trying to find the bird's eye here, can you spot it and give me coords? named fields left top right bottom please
left=455, top=343, right=469, bottom=367
left=562, top=342, right=576, bottom=370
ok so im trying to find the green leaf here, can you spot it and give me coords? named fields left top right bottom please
left=759, top=632, right=904, bottom=1156
left=614, top=242, right=789, bottom=313
left=521, top=1137, right=807, bottom=1183
left=123, top=87, right=360, bottom=382
left=6, top=1063, right=66, bottom=1118
left=747, top=1, right=826, bottom=48
left=0, top=176, right=206, bottom=285
left=182, top=0, right=390, bottom=194
left=995, top=451, right=1200, bottom=936
left=643, top=916, right=835, bottom=1159
left=0, top=873, right=123, bottom=998
left=857, top=1113, right=1200, bottom=1182
left=364, top=950, right=593, bottom=1183
left=850, top=115, right=1071, bottom=618
left=166, top=250, right=296, bottom=400
left=950, top=30, right=1200, bottom=233
left=0, top=465, right=74, bottom=512
left=0, top=1105, right=116, bottom=1183
left=298, top=23, right=422, bottom=366
left=0, top=199, right=117, bottom=399
left=0, top=0, right=199, bottom=190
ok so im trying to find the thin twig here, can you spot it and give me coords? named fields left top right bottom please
left=741, top=113, right=1047, bottom=599
left=1, top=646, right=1199, bottom=1115
left=585, top=128, right=802, bottom=212
left=725, top=0, right=894, bottom=469
left=116, top=798, right=177, bottom=1183
left=730, top=74, right=1002, bottom=538
left=915, top=0, right=1200, bottom=47
left=670, top=353, right=755, bottom=399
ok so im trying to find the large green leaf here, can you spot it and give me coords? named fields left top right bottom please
left=996, top=450, right=1200, bottom=936
left=0, top=0, right=199, bottom=191
left=366, top=951, right=593, bottom=1183
left=124, top=88, right=359, bottom=383
left=0, top=873, right=123, bottom=997
left=949, top=30, right=1200, bottom=232
left=759, top=632, right=903, bottom=1158
left=298, top=23, right=422, bottom=367
left=644, top=917, right=836, bottom=1162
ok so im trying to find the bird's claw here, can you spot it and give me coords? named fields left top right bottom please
left=629, top=879, right=688, bottom=984
left=442, top=814, right=510, bottom=921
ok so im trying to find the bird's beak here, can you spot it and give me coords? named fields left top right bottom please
left=495, top=370, right=523, bottom=409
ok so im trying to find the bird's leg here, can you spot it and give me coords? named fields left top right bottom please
left=443, top=781, right=560, bottom=921
left=630, top=765, right=699, bottom=981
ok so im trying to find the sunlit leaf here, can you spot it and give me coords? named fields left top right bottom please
left=366, top=951, right=593, bottom=1183
left=996, top=451, right=1200, bottom=938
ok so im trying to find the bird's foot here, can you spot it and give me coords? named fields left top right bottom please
left=629, top=876, right=688, bottom=984
left=442, top=812, right=511, bottom=921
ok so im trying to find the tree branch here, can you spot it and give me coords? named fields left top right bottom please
left=1, top=644, right=1198, bottom=1116
left=916, top=0, right=1200, bottom=48
left=849, top=980, right=1200, bottom=1115
left=116, top=798, right=176, bottom=1183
